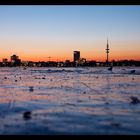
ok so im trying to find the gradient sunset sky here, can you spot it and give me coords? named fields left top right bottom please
left=0, top=6, right=140, bottom=62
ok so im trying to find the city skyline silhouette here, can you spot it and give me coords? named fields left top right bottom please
left=0, top=6, right=140, bottom=62
left=0, top=6, right=140, bottom=135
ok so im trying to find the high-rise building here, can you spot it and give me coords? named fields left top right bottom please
left=73, top=51, right=80, bottom=63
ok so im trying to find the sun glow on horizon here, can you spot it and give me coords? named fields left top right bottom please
left=0, top=39, right=140, bottom=62
left=0, top=6, right=140, bottom=62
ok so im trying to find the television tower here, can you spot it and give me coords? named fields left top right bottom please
left=106, top=38, right=110, bottom=66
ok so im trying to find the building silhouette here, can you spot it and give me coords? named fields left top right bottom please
left=2, top=58, right=8, bottom=66
left=11, top=54, right=21, bottom=66
left=2, top=58, right=8, bottom=63
left=73, top=51, right=80, bottom=66
left=74, top=51, right=80, bottom=62
left=11, top=54, right=19, bottom=62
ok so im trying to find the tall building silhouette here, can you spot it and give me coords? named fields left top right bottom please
left=73, top=51, right=80, bottom=63
left=106, top=39, right=110, bottom=66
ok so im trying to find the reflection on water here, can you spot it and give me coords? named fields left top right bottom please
left=0, top=67, right=140, bottom=134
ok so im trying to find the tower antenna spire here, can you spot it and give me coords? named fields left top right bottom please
left=107, top=37, right=108, bottom=44
left=106, top=37, right=110, bottom=66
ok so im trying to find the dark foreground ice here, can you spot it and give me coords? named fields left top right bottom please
left=0, top=67, right=140, bottom=135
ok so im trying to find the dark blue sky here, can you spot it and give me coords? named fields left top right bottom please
left=0, top=6, right=140, bottom=41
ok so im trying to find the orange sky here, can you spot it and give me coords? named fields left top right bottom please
left=1, top=6, right=140, bottom=62
left=0, top=39, right=140, bottom=62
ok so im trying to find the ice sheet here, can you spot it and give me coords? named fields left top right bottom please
left=0, top=67, right=140, bottom=135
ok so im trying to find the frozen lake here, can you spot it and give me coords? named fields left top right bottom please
left=0, top=67, right=140, bottom=135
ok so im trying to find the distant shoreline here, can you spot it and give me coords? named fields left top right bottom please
left=0, top=66, right=140, bottom=68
